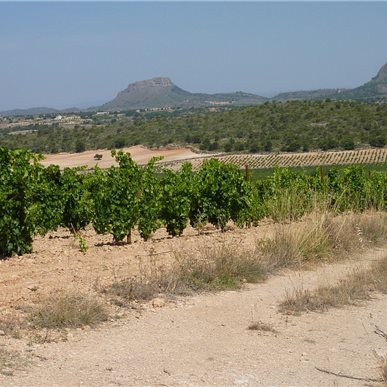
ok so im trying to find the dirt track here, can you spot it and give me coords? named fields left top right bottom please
left=1, top=226, right=386, bottom=385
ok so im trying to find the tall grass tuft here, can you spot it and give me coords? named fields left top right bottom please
left=279, top=255, right=387, bottom=314
left=259, top=211, right=387, bottom=270
left=29, top=292, right=108, bottom=329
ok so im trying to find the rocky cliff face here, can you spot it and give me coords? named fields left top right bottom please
left=125, top=77, right=174, bottom=93
left=312, top=62, right=387, bottom=101
left=373, top=62, right=387, bottom=82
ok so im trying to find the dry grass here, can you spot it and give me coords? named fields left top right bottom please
left=380, top=357, right=387, bottom=384
left=354, top=211, right=387, bottom=245
left=174, top=245, right=267, bottom=292
left=103, top=275, right=172, bottom=305
left=103, top=245, right=268, bottom=304
left=0, top=348, right=26, bottom=375
left=28, top=292, right=108, bottom=329
left=0, top=316, right=25, bottom=339
left=104, top=212, right=386, bottom=306
left=260, top=211, right=387, bottom=270
left=247, top=321, right=278, bottom=333
left=279, top=256, right=387, bottom=314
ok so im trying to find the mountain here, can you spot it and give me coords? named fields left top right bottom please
left=99, top=77, right=267, bottom=111
left=272, top=62, right=387, bottom=102
left=331, top=62, right=387, bottom=101
left=0, top=107, right=61, bottom=116
left=0, top=107, right=82, bottom=117
left=2, top=63, right=387, bottom=116
left=100, top=77, right=192, bottom=110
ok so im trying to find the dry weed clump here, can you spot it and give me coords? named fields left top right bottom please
left=247, top=321, right=278, bottom=333
left=0, top=348, right=27, bottom=376
left=354, top=211, right=387, bottom=245
left=380, top=357, right=387, bottom=384
left=28, top=292, right=108, bottom=329
left=103, top=274, right=173, bottom=305
left=279, top=256, right=387, bottom=314
left=103, top=245, right=268, bottom=304
left=0, top=315, right=25, bottom=339
left=260, top=211, right=387, bottom=269
left=174, top=245, right=267, bottom=292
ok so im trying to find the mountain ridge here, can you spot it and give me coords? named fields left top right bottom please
left=2, top=62, right=387, bottom=116
left=100, top=76, right=267, bottom=111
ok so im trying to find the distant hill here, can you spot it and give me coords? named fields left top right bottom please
left=0, top=107, right=61, bottom=116
left=2, top=62, right=387, bottom=116
left=272, top=62, right=387, bottom=101
left=2, top=99, right=386, bottom=154
left=331, top=62, right=387, bottom=101
left=0, top=107, right=81, bottom=117
left=99, top=77, right=267, bottom=111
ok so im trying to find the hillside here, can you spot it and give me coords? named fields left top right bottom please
left=333, top=62, right=387, bottom=101
left=273, top=88, right=347, bottom=101
left=100, top=77, right=267, bottom=111
left=1, top=100, right=386, bottom=154
left=273, top=62, right=387, bottom=102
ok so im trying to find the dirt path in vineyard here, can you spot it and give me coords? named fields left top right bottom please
left=2, top=246, right=386, bottom=386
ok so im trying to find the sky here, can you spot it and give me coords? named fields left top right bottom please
left=0, top=2, right=387, bottom=110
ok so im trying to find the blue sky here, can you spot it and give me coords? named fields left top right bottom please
left=0, top=2, right=386, bottom=110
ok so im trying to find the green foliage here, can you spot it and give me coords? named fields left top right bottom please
left=0, top=148, right=42, bottom=256
left=2, top=101, right=387, bottom=153
left=60, top=168, right=93, bottom=232
left=161, top=163, right=194, bottom=237
left=91, top=150, right=140, bottom=243
left=74, top=232, right=88, bottom=254
left=0, top=147, right=385, bottom=258
left=26, top=163, right=63, bottom=236
left=137, top=157, right=163, bottom=241
left=258, top=168, right=323, bottom=221
left=189, top=159, right=251, bottom=230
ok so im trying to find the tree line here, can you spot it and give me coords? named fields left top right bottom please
left=1, top=100, right=386, bottom=154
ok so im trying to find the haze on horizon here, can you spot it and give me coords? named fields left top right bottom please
left=1, top=2, right=387, bottom=111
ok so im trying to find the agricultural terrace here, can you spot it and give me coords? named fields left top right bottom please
left=160, top=147, right=387, bottom=171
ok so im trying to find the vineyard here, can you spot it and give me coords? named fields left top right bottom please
left=1, top=146, right=386, bottom=258
left=159, top=147, right=387, bottom=171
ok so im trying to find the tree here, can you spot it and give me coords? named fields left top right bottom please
left=75, top=140, right=86, bottom=153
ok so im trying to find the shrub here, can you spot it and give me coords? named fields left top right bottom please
left=29, top=292, right=108, bottom=329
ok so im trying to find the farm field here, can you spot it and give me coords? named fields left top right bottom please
left=160, top=147, right=387, bottom=171
left=40, top=145, right=205, bottom=169
left=39, top=146, right=387, bottom=171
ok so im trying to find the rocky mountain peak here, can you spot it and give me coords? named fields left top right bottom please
left=372, top=62, right=387, bottom=82
left=126, top=77, right=174, bottom=92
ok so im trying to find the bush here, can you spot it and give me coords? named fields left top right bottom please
left=0, top=148, right=43, bottom=257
